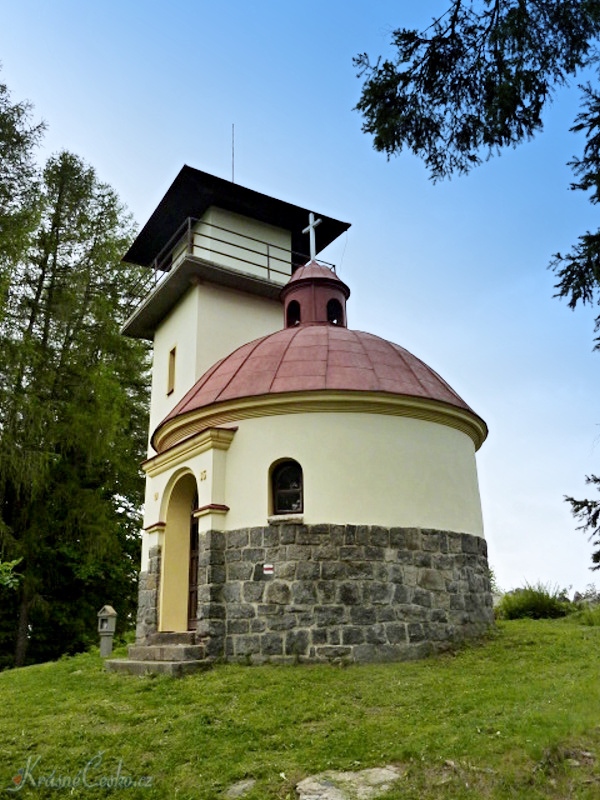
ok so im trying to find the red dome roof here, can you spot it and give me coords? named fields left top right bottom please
left=162, top=324, right=476, bottom=424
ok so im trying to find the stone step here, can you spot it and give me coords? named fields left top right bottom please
left=105, top=659, right=210, bottom=677
left=146, top=631, right=197, bottom=646
left=127, top=644, right=206, bottom=662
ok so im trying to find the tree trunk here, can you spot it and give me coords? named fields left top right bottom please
left=14, top=592, right=30, bottom=667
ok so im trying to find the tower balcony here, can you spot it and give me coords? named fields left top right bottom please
left=159, top=215, right=300, bottom=282
left=121, top=215, right=335, bottom=340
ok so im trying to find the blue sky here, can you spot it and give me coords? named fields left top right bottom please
left=2, top=0, right=599, bottom=593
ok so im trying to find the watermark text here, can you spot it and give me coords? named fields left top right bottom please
left=7, top=753, right=153, bottom=792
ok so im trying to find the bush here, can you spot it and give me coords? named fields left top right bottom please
left=496, top=583, right=573, bottom=620
left=570, top=583, right=600, bottom=624
left=575, top=605, right=600, bottom=626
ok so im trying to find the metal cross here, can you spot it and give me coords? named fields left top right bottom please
left=303, top=212, right=322, bottom=261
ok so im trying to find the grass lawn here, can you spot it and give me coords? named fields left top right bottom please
left=1, top=617, right=599, bottom=799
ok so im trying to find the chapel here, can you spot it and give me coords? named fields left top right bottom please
left=107, top=166, right=493, bottom=675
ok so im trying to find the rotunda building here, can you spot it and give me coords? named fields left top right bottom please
left=139, top=262, right=492, bottom=665
left=110, top=166, right=492, bottom=674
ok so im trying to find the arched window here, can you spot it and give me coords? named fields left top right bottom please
left=272, top=460, right=303, bottom=514
left=286, top=300, right=301, bottom=327
left=327, top=298, right=343, bottom=326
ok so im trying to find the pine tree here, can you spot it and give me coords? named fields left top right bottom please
left=0, top=77, right=45, bottom=318
left=0, top=151, right=150, bottom=666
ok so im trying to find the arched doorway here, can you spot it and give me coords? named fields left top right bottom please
left=159, top=472, right=199, bottom=632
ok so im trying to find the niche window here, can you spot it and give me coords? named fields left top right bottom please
left=327, top=298, right=343, bottom=326
left=167, top=347, right=176, bottom=395
left=272, top=460, right=303, bottom=514
left=286, top=300, right=301, bottom=327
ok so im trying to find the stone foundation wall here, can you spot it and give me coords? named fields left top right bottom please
left=194, top=524, right=493, bottom=663
left=136, top=545, right=161, bottom=643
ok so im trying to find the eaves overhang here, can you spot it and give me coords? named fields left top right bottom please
left=123, top=165, right=351, bottom=268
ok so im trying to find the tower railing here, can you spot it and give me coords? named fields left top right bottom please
left=124, top=217, right=336, bottom=315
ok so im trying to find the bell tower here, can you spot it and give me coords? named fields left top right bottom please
left=280, top=261, right=350, bottom=328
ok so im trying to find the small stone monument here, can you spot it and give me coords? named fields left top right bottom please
left=97, top=605, right=117, bottom=657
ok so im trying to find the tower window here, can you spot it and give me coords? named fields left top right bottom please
left=167, top=347, right=176, bottom=395
left=271, top=460, right=303, bottom=514
left=286, top=300, right=301, bottom=327
left=327, top=298, right=343, bottom=326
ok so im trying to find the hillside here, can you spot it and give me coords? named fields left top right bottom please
left=1, top=618, right=599, bottom=799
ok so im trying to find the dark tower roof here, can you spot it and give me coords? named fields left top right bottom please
left=123, top=165, right=351, bottom=268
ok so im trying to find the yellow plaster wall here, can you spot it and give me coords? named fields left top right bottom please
left=194, top=207, right=292, bottom=283
left=194, top=283, right=282, bottom=379
left=222, top=412, right=485, bottom=536
left=148, top=284, right=281, bottom=455
left=149, top=286, right=200, bottom=442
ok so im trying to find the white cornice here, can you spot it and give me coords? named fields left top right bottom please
left=143, top=426, right=237, bottom=477
left=152, top=391, right=488, bottom=454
